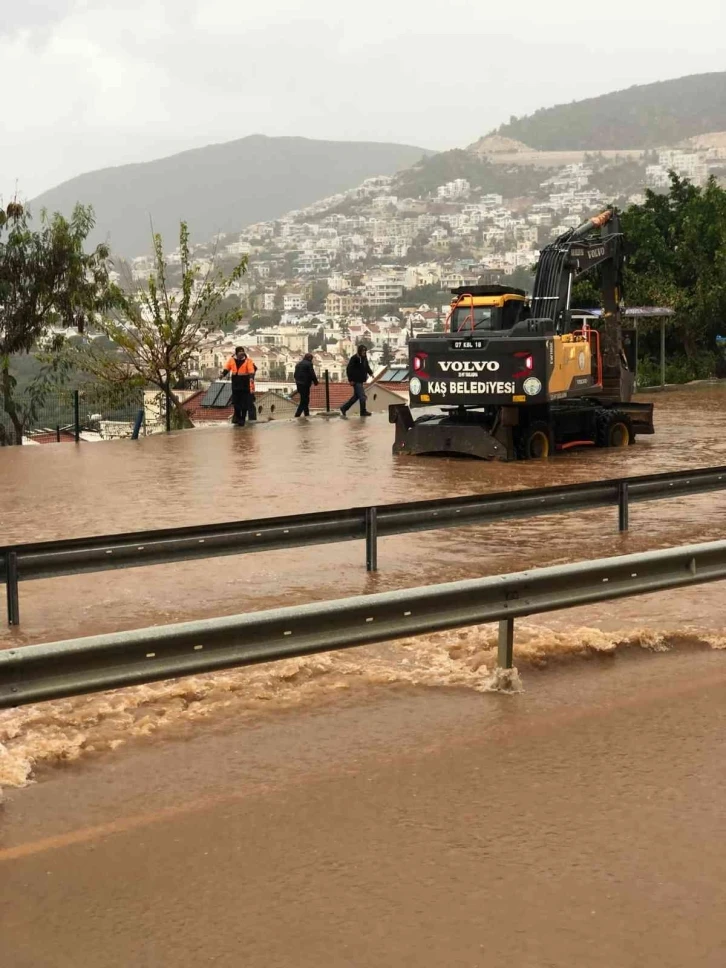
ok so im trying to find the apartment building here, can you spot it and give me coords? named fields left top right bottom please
left=283, top=293, right=307, bottom=311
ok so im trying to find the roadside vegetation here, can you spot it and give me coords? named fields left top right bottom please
left=573, top=173, right=726, bottom=382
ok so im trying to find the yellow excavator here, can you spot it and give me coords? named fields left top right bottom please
left=391, top=208, right=653, bottom=459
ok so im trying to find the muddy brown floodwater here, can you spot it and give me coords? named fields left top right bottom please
left=2, top=384, right=726, bottom=966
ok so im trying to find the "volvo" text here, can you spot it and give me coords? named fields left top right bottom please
left=438, top=360, right=500, bottom=373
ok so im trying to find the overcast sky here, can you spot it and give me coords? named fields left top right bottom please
left=2, top=0, right=725, bottom=198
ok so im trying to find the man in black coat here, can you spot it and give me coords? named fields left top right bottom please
left=340, top=344, right=374, bottom=417
left=293, top=352, right=319, bottom=417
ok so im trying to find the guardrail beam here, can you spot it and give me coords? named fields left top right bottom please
left=2, top=464, right=726, bottom=626
left=3, top=538, right=726, bottom=708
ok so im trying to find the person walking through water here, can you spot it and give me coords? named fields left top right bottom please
left=340, top=344, right=374, bottom=418
left=294, top=352, right=318, bottom=418
left=221, top=346, right=257, bottom=426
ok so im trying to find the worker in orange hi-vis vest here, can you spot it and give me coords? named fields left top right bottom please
left=221, top=346, right=257, bottom=426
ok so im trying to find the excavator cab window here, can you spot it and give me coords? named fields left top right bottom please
left=502, top=299, right=525, bottom=329
left=453, top=306, right=494, bottom=332
left=452, top=299, right=525, bottom=333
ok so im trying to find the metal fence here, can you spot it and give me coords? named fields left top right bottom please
left=0, top=386, right=145, bottom=446
left=3, top=463, right=726, bottom=626
left=2, top=537, right=725, bottom=708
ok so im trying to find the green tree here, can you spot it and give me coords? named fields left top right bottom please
left=82, top=222, right=247, bottom=429
left=208, top=295, right=243, bottom=333
left=309, top=326, right=326, bottom=351
left=380, top=342, right=394, bottom=365
left=402, top=283, right=449, bottom=306
left=307, top=279, right=329, bottom=311
left=570, top=174, right=726, bottom=381
left=0, top=201, right=115, bottom=444
left=621, top=174, right=726, bottom=360
left=493, top=266, right=535, bottom=292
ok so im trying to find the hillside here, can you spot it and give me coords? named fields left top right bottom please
left=494, top=72, right=726, bottom=150
left=31, top=135, right=433, bottom=257
left=393, top=149, right=549, bottom=199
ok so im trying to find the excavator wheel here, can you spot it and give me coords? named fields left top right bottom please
left=595, top=410, right=632, bottom=448
left=515, top=421, right=553, bottom=460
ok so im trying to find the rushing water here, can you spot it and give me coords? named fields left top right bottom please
left=1, top=383, right=726, bottom=788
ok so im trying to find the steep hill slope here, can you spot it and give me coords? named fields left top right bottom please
left=494, top=72, right=726, bottom=150
left=32, top=135, right=433, bottom=256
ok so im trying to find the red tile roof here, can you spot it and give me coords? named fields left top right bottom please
left=25, top=430, right=78, bottom=444
left=376, top=381, right=410, bottom=393
left=292, top=382, right=406, bottom=410
left=291, top=384, right=354, bottom=409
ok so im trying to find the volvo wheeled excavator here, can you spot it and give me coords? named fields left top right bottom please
left=390, top=207, right=654, bottom=460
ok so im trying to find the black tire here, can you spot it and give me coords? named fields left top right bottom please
left=515, top=421, right=553, bottom=460
left=595, top=410, right=633, bottom=448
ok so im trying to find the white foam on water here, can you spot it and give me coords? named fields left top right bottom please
left=0, top=622, right=721, bottom=792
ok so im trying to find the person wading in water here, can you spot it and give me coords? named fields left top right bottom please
left=221, top=346, right=257, bottom=426
left=294, top=352, right=319, bottom=418
left=340, top=344, right=374, bottom=418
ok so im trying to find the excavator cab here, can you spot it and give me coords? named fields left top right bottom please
left=449, top=285, right=528, bottom=334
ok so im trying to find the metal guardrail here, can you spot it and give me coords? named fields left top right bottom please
left=2, top=538, right=726, bottom=708
left=3, top=463, right=726, bottom=625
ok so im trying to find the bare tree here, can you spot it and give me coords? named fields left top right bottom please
left=83, top=222, right=247, bottom=429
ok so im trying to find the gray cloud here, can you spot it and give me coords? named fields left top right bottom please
left=0, top=0, right=76, bottom=36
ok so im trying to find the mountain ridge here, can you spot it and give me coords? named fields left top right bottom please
left=32, top=134, right=434, bottom=256
left=493, top=72, right=726, bottom=150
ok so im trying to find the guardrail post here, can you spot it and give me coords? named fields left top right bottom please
left=498, top=617, right=514, bottom=669
left=5, top=551, right=20, bottom=626
left=74, top=390, right=81, bottom=443
left=56, top=424, right=61, bottom=443
left=618, top=481, right=629, bottom=532
left=324, top=370, right=330, bottom=412
left=365, top=507, right=378, bottom=572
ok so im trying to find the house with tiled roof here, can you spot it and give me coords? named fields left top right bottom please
left=291, top=380, right=406, bottom=414
left=180, top=384, right=297, bottom=424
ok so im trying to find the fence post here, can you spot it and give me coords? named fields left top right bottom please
left=618, top=481, right=629, bottom=532
left=165, top=387, right=172, bottom=432
left=324, top=370, right=330, bottom=412
left=365, top=507, right=378, bottom=572
left=74, top=390, right=80, bottom=443
left=56, top=424, right=61, bottom=443
left=5, top=551, right=20, bottom=626
left=498, top=617, right=514, bottom=669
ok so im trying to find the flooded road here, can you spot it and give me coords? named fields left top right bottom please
left=2, top=383, right=726, bottom=648
left=2, top=647, right=726, bottom=967
left=2, top=384, right=726, bottom=965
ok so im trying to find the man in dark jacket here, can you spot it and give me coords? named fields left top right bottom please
left=293, top=352, right=319, bottom=417
left=340, top=344, right=374, bottom=418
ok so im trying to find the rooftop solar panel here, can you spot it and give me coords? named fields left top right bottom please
left=201, top=381, right=232, bottom=407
